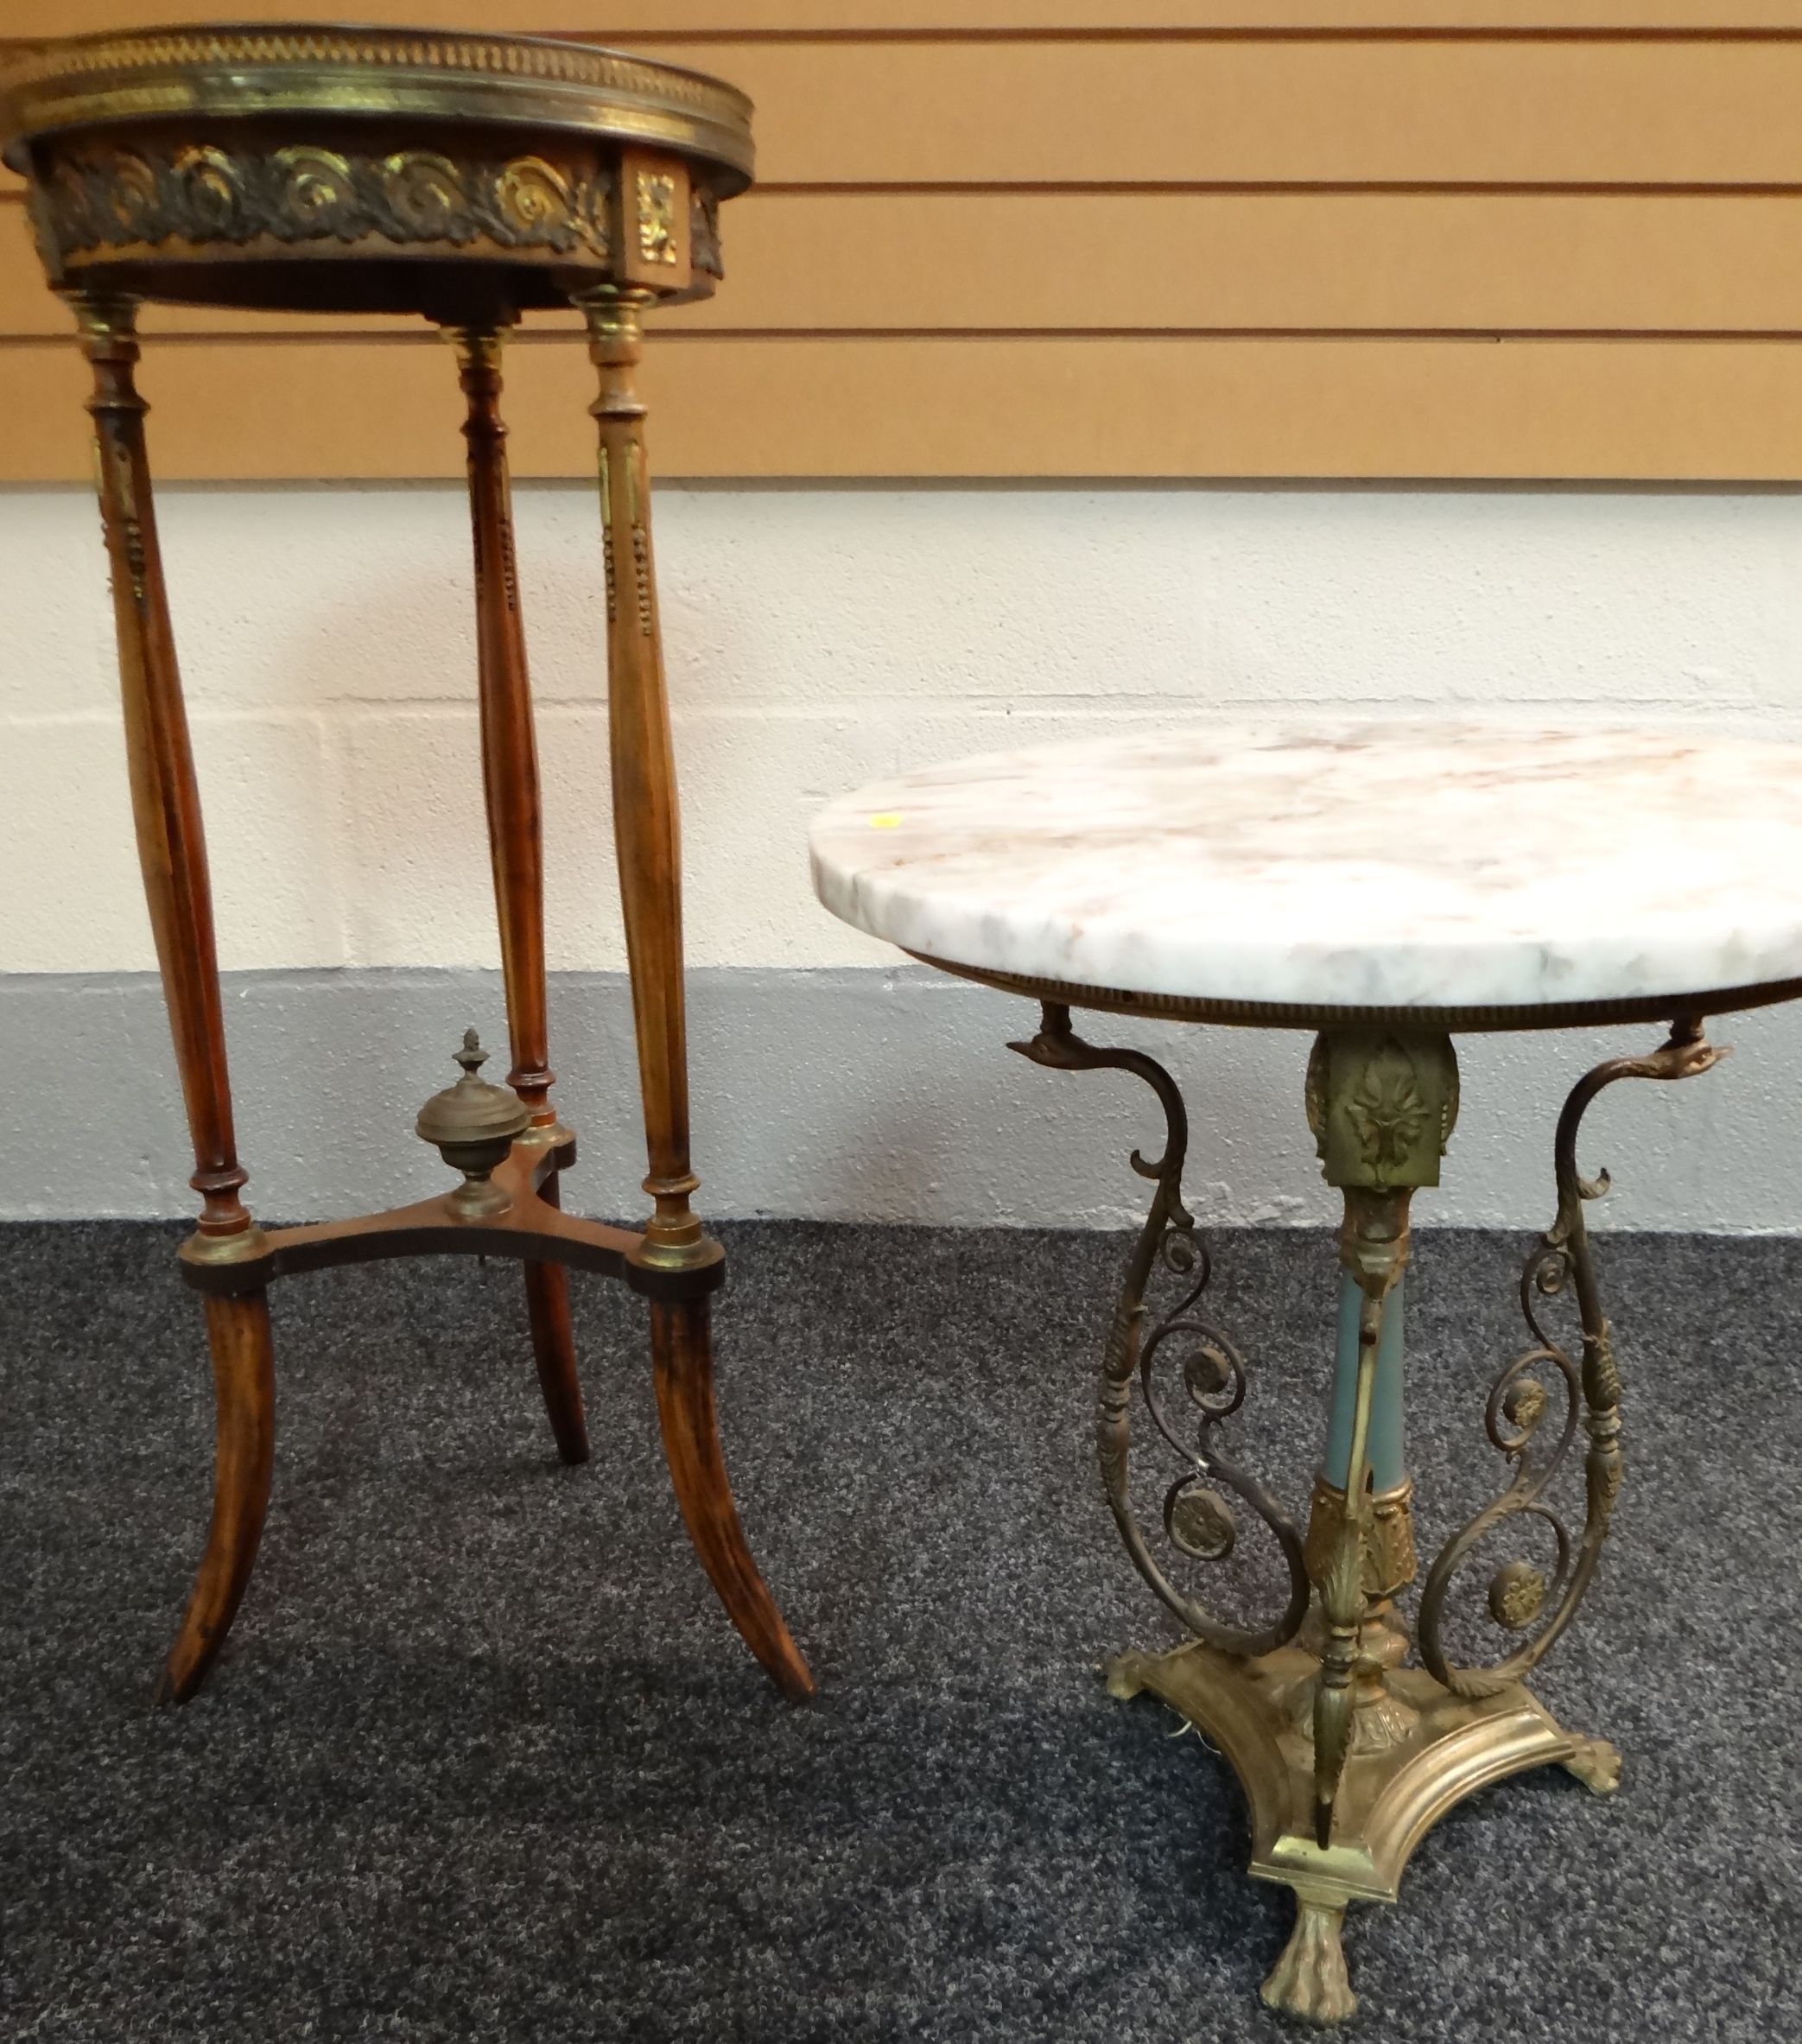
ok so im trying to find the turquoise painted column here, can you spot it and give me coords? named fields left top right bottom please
left=1322, top=1268, right=1405, bottom=1494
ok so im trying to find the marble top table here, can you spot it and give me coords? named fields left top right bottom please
left=809, top=722, right=1802, bottom=1025
left=809, top=715, right=1792, bottom=2025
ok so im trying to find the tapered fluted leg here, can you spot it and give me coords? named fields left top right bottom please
left=70, top=292, right=272, bottom=1698
left=651, top=1299, right=815, bottom=1698
left=580, top=291, right=705, bottom=1270
left=449, top=323, right=588, bottom=1464
left=580, top=286, right=812, bottom=1696
left=157, top=1294, right=276, bottom=1703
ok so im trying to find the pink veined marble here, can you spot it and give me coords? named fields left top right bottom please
left=809, top=721, right=1802, bottom=1016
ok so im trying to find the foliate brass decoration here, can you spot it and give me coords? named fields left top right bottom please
left=1488, top=1558, right=1547, bottom=1630
left=1299, top=1476, right=1419, bottom=1757
left=29, top=140, right=613, bottom=267
left=616, top=149, right=691, bottom=292
left=1170, top=1483, right=1236, bottom=1561
left=1011, top=1002, right=1310, bottom=1659
left=1417, top=1016, right=1723, bottom=1702
left=1017, top=1005, right=1709, bottom=2023
left=689, top=186, right=724, bottom=280
left=1348, top=1044, right=1428, bottom=1171
left=1303, top=1475, right=1417, bottom=1605
left=1308, top=1027, right=1459, bottom=1190
left=1503, top=1375, right=1546, bottom=1432
left=1304, top=1032, right=1328, bottom=1147
left=636, top=170, right=680, bottom=265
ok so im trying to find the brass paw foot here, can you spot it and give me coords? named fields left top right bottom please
left=1560, top=1736, right=1622, bottom=1795
left=1102, top=1642, right=1201, bottom=1703
left=1261, top=1895, right=1357, bottom=2026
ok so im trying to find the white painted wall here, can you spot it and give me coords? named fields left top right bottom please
left=5, top=479, right=1802, bottom=1228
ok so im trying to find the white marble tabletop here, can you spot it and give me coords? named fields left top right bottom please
left=809, top=723, right=1802, bottom=1020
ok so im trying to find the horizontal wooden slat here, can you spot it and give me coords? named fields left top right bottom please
left=8, top=332, right=1802, bottom=479
left=13, top=188, right=1802, bottom=337
left=8, top=41, right=1802, bottom=188
left=12, top=5, right=1802, bottom=33
left=644, top=41, right=1802, bottom=185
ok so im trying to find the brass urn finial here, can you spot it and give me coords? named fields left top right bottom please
left=416, top=1027, right=530, bottom=1218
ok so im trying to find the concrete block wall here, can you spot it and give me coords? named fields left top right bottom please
left=5, top=479, right=1802, bottom=1229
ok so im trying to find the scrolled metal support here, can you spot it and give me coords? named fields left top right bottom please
left=1418, top=1016, right=1725, bottom=1700
left=1011, top=1001, right=1310, bottom=1657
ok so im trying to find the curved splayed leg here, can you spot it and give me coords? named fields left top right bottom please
left=158, top=1292, right=276, bottom=1704
left=524, top=1254, right=588, bottom=1466
left=651, top=1298, right=815, bottom=1700
left=580, top=291, right=811, bottom=1700
left=69, top=294, right=276, bottom=1704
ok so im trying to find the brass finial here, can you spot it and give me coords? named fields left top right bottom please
left=416, top=1028, right=530, bottom=1218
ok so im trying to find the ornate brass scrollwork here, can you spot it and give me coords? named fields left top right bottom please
left=1417, top=1017, right=1724, bottom=1699
left=1012, top=1002, right=1310, bottom=1656
left=31, top=140, right=618, bottom=269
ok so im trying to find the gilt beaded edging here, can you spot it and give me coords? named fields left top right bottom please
left=0, top=26, right=750, bottom=124
left=916, top=954, right=1802, bottom=1033
left=0, top=26, right=755, bottom=191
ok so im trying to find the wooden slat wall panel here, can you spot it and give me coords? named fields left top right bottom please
left=5, top=7, right=1802, bottom=478
left=621, top=42, right=1802, bottom=186
left=15, top=42, right=1802, bottom=187
left=15, top=190, right=1802, bottom=336
left=10, top=334, right=1802, bottom=480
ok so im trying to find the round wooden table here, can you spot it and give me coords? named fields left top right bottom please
left=810, top=720, right=1802, bottom=2022
left=1, top=24, right=811, bottom=1706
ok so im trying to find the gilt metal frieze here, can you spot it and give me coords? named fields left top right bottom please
left=29, top=140, right=614, bottom=271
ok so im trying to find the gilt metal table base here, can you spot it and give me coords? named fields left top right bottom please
left=1104, top=1643, right=1618, bottom=2023
left=1013, top=1000, right=1720, bottom=2024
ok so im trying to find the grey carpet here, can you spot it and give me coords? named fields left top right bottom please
left=1, top=1219, right=1797, bottom=2042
